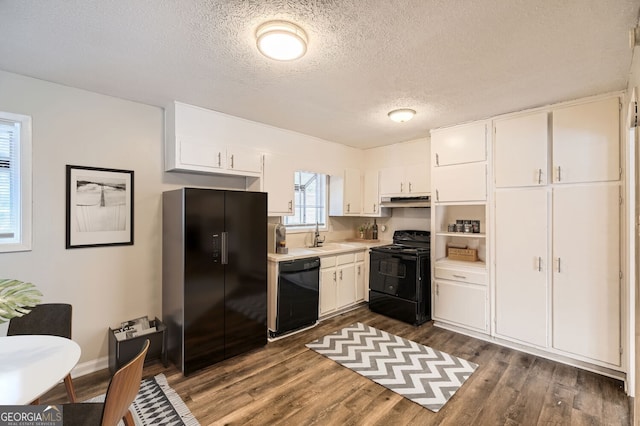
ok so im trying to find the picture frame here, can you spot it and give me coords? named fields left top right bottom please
left=66, top=165, right=134, bottom=249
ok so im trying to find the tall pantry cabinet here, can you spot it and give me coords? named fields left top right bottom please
left=431, top=121, right=490, bottom=333
left=493, top=95, right=621, bottom=367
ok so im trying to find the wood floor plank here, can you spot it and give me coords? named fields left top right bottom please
left=41, top=306, right=630, bottom=425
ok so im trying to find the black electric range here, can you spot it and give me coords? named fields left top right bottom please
left=368, top=230, right=431, bottom=325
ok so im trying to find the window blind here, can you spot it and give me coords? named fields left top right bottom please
left=0, top=119, right=19, bottom=240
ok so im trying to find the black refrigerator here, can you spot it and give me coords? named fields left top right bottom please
left=162, top=188, right=267, bottom=376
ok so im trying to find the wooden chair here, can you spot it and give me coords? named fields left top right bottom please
left=7, top=303, right=77, bottom=403
left=63, top=339, right=149, bottom=426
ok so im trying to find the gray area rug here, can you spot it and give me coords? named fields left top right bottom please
left=306, top=322, right=478, bottom=412
left=88, top=373, right=199, bottom=426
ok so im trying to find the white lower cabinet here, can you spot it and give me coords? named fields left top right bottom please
left=319, top=251, right=366, bottom=317
left=433, top=279, right=487, bottom=332
left=433, top=262, right=488, bottom=332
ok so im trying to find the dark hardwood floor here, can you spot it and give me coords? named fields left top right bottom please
left=46, top=307, right=630, bottom=425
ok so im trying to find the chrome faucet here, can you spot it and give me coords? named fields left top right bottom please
left=313, top=222, right=325, bottom=247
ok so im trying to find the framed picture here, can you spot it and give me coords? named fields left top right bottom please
left=66, top=165, right=134, bottom=249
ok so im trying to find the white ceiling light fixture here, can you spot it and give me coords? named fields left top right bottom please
left=388, top=108, right=416, bottom=123
left=256, top=20, right=308, bottom=61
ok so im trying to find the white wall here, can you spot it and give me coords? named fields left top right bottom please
left=0, top=70, right=367, bottom=370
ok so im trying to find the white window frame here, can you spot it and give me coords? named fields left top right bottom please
left=284, top=171, right=329, bottom=233
left=0, top=111, right=32, bottom=252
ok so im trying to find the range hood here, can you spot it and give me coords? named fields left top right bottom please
left=380, top=195, right=431, bottom=208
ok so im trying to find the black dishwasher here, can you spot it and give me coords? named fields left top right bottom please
left=271, top=257, right=320, bottom=338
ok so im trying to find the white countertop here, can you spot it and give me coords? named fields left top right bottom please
left=268, top=240, right=391, bottom=262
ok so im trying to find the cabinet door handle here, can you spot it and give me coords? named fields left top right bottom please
left=217, top=152, right=222, bottom=167
left=435, top=153, right=440, bottom=166
left=557, top=257, right=562, bottom=273
left=452, top=274, right=467, bottom=279
left=556, top=166, right=562, bottom=182
left=400, top=182, right=403, bottom=193
left=537, top=256, right=542, bottom=272
left=357, top=266, right=361, bottom=275
left=409, top=182, right=412, bottom=192
left=288, top=200, right=293, bottom=212
left=373, top=203, right=377, bottom=213
left=333, top=271, right=337, bottom=281
left=436, top=189, right=439, bottom=202
left=537, top=169, right=542, bottom=184
left=347, top=203, right=350, bottom=213
left=339, top=270, right=343, bottom=280
left=436, top=283, right=439, bottom=296
left=230, top=154, right=234, bottom=168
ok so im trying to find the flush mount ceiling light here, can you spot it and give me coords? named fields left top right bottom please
left=256, top=20, right=308, bottom=61
left=388, top=108, right=416, bottom=123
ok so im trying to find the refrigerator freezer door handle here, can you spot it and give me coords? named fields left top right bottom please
left=221, top=232, right=229, bottom=265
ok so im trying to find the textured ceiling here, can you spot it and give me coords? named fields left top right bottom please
left=0, top=0, right=638, bottom=149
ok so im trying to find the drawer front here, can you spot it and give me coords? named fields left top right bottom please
left=321, top=256, right=337, bottom=269
left=355, top=251, right=365, bottom=262
left=336, top=253, right=356, bottom=265
left=435, top=266, right=487, bottom=285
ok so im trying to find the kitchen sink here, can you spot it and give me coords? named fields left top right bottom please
left=307, top=243, right=357, bottom=252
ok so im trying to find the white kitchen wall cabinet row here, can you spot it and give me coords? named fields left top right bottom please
left=165, top=102, right=263, bottom=176
left=166, top=101, right=416, bottom=217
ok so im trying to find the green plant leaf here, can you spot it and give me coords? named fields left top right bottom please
left=0, top=279, right=43, bottom=324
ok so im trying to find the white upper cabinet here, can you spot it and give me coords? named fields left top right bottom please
left=405, top=164, right=430, bottom=194
left=379, top=164, right=429, bottom=197
left=362, top=169, right=380, bottom=215
left=362, top=170, right=390, bottom=217
left=262, top=153, right=295, bottom=216
left=431, top=121, right=487, bottom=203
left=226, top=145, right=263, bottom=174
left=166, top=102, right=263, bottom=177
left=379, top=166, right=404, bottom=196
left=432, top=162, right=486, bottom=202
left=494, top=112, right=548, bottom=188
left=552, top=97, right=620, bottom=184
left=179, top=137, right=225, bottom=170
left=329, top=168, right=362, bottom=216
left=431, top=121, right=487, bottom=167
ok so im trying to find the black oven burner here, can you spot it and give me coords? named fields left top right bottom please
left=368, top=230, right=431, bottom=325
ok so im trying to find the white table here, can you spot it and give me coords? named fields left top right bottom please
left=0, top=335, right=81, bottom=404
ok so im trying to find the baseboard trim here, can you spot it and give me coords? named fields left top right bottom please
left=71, top=355, right=109, bottom=378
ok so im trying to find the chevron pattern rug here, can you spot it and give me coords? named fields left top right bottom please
left=306, top=323, right=478, bottom=412
left=88, top=373, right=199, bottom=425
